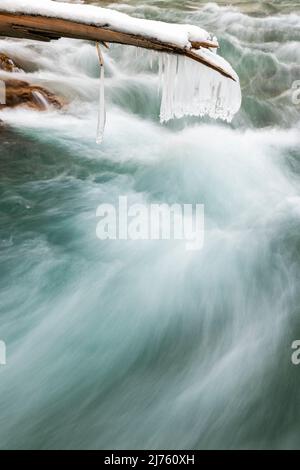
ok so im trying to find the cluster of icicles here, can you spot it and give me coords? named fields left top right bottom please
left=96, top=46, right=241, bottom=144
left=158, top=52, right=241, bottom=123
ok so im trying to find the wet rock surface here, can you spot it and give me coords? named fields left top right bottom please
left=0, top=53, right=22, bottom=72
left=0, top=52, right=64, bottom=110
left=0, top=78, right=64, bottom=111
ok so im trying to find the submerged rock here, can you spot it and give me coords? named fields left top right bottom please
left=0, top=78, right=64, bottom=111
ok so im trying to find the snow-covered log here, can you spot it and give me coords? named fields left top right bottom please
left=0, top=0, right=235, bottom=80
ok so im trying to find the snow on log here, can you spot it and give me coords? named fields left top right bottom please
left=0, top=0, right=234, bottom=78
left=0, top=0, right=215, bottom=49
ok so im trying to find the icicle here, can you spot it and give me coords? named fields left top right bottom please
left=159, top=49, right=241, bottom=123
left=158, top=54, right=164, bottom=91
left=149, top=51, right=156, bottom=70
left=96, top=42, right=106, bottom=145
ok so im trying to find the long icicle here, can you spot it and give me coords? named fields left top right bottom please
left=96, top=42, right=106, bottom=144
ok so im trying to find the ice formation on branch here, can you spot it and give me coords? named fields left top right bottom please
left=96, top=43, right=106, bottom=144
left=0, top=0, right=242, bottom=137
left=96, top=58, right=106, bottom=144
left=158, top=51, right=241, bottom=123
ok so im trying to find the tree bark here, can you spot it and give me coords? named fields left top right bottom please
left=0, top=12, right=235, bottom=80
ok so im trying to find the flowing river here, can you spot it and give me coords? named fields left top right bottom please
left=0, top=0, right=300, bottom=449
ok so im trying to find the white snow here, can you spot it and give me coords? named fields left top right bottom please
left=0, top=0, right=213, bottom=49
left=193, top=48, right=239, bottom=83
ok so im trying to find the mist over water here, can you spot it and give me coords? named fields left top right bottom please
left=1, top=0, right=300, bottom=449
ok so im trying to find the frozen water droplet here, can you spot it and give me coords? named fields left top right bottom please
left=96, top=62, right=106, bottom=144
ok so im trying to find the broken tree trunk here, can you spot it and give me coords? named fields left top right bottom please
left=0, top=12, right=235, bottom=80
